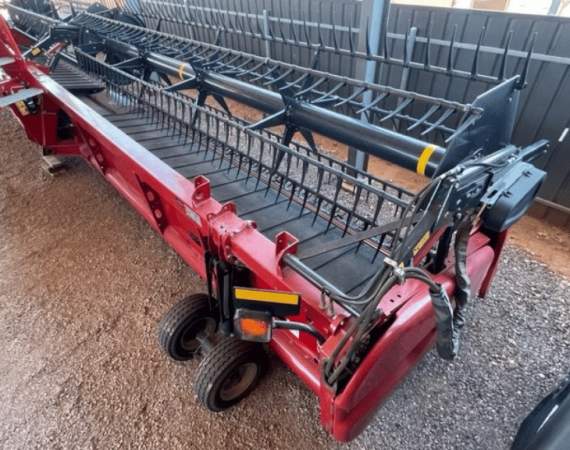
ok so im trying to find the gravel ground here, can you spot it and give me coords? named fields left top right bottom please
left=1, top=108, right=568, bottom=449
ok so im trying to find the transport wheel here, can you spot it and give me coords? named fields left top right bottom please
left=194, top=337, right=268, bottom=411
left=158, top=293, right=217, bottom=361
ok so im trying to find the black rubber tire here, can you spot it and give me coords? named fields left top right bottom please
left=194, top=337, right=268, bottom=412
left=158, top=293, right=217, bottom=361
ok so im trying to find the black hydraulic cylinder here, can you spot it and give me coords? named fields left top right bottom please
left=106, top=39, right=445, bottom=177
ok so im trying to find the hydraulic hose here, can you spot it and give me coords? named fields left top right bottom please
left=429, top=283, right=458, bottom=360
left=324, top=254, right=474, bottom=385
left=454, top=220, right=472, bottom=331
left=428, top=220, right=472, bottom=360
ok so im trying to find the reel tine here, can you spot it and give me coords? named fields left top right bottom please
left=519, top=31, right=537, bottom=88
left=447, top=24, right=457, bottom=73
left=289, top=17, right=298, bottom=45
left=303, top=20, right=312, bottom=47
left=471, top=26, right=486, bottom=77
left=317, top=21, right=325, bottom=48
left=331, top=22, right=339, bottom=52
left=278, top=17, right=287, bottom=43
left=348, top=24, right=355, bottom=55
left=365, top=21, right=372, bottom=57
left=498, top=30, right=513, bottom=81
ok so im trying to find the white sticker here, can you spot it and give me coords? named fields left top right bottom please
left=184, top=205, right=201, bottom=226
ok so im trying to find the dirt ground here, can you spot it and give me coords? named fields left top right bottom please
left=0, top=111, right=330, bottom=449
left=1, top=108, right=569, bottom=449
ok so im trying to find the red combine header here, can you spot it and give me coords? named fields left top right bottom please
left=0, top=3, right=548, bottom=440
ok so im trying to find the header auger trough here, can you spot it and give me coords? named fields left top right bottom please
left=1, top=2, right=549, bottom=441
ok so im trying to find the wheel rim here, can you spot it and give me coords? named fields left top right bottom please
left=180, top=317, right=216, bottom=353
left=219, top=362, right=258, bottom=402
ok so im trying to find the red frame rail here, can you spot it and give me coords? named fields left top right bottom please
left=0, top=18, right=505, bottom=441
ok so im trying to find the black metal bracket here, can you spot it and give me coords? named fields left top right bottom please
left=248, top=91, right=319, bottom=157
